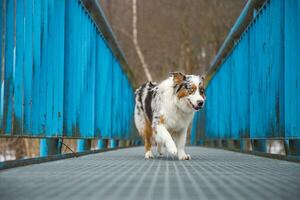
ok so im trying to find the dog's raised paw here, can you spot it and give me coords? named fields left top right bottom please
left=145, top=151, right=154, bottom=159
left=178, top=154, right=191, bottom=160
left=166, top=142, right=177, bottom=156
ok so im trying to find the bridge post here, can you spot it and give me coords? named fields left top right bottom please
left=40, top=138, right=62, bottom=157
left=109, top=139, right=118, bottom=148
left=97, top=139, right=108, bottom=149
left=118, top=140, right=127, bottom=148
left=251, top=139, right=267, bottom=153
left=134, top=140, right=142, bottom=146
left=77, top=139, right=92, bottom=152
left=240, top=139, right=252, bottom=151
left=285, top=139, right=300, bottom=157
left=125, top=140, right=131, bottom=147
left=197, top=139, right=204, bottom=146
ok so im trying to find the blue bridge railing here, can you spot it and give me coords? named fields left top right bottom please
left=191, top=0, right=300, bottom=157
left=0, top=0, right=138, bottom=156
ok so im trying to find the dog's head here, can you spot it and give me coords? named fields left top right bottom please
left=170, top=72, right=206, bottom=112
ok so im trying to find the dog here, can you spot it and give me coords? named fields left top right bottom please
left=134, top=72, right=206, bottom=160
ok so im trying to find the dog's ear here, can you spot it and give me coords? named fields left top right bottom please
left=199, top=75, right=205, bottom=86
left=169, top=71, right=186, bottom=84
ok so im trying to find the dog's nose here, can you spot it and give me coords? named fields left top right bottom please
left=197, top=100, right=204, bottom=107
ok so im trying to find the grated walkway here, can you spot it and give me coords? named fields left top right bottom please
left=0, top=147, right=300, bottom=200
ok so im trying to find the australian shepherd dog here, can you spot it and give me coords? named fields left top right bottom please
left=134, top=72, right=206, bottom=160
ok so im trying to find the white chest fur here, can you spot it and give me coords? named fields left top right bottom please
left=163, top=107, right=194, bottom=133
left=157, top=78, right=194, bottom=133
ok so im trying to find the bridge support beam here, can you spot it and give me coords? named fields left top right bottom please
left=40, top=138, right=62, bottom=157
left=97, top=139, right=108, bottom=149
left=109, top=139, right=118, bottom=148
left=77, top=139, right=92, bottom=152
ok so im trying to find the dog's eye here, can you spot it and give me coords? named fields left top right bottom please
left=187, top=87, right=195, bottom=94
left=199, top=88, right=205, bottom=94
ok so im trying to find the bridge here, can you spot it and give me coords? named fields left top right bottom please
left=1, top=0, right=300, bottom=199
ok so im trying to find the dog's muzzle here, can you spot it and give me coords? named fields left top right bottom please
left=187, top=99, right=203, bottom=111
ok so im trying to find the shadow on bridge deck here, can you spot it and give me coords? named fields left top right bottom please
left=0, top=147, right=299, bottom=200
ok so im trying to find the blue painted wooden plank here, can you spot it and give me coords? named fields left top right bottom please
left=0, top=1, right=2, bottom=131
left=31, top=0, right=42, bottom=135
left=53, top=0, right=65, bottom=137
left=39, top=0, right=50, bottom=136
left=78, top=8, right=86, bottom=138
left=111, top=58, right=116, bottom=138
left=190, top=111, right=198, bottom=145
left=115, top=62, right=120, bottom=138
left=89, top=21, right=96, bottom=138
left=0, top=1, right=2, bottom=120
left=205, top=76, right=217, bottom=139
left=79, top=13, right=96, bottom=138
left=107, top=50, right=113, bottom=139
left=113, top=60, right=121, bottom=139
left=71, top=0, right=81, bottom=138
left=3, top=0, right=14, bottom=135
left=63, top=0, right=78, bottom=137
left=230, top=32, right=249, bottom=139
left=44, top=0, right=55, bottom=136
left=284, top=0, right=300, bottom=138
left=13, top=0, right=25, bottom=135
left=23, top=0, right=34, bottom=135
left=98, top=44, right=113, bottom=139
left=248, top=13, right=257, bottom=140
left=121, top=73, right=126, bottom=139
left=94, top=35, right=104, bottom=138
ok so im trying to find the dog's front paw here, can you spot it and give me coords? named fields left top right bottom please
left=165, top=141, right=177, bottom=156
left=145, top=151, right=154, bottom=159
left=178, top=153, right=191, bottom=160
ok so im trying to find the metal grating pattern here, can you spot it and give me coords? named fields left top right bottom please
left=0, top=147, right=300, bottom=200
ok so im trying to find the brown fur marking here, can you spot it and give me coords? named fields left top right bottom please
left=159, top=116, right=165, bottom=124
left=171, top=72, right=185, bottom=85
left=177, top=89, right=189, bottom=98
left=143, top=119, right=153, bottom=152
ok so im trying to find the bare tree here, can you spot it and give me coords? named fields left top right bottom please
left=99, top=0, right=244, bottom=84
left=132, top=0, right=152, bottom=81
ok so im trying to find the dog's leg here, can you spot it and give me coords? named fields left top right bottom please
left=157, top=142, right=166, bottom=156
left=143, top=121, right=154, bottom=159
left=144, top=137, right=154, bottom=159
left=154, top=124, right=177, bottom=156
left=157, top=143, right=162, bottom=156
left=175, top=128, right=191, bottom=160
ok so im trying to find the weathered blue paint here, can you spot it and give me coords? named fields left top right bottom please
left=97, top=139, right=107, bottom=149
left=192, top=0, right=300, bottom=144
left=2, top=0, right=14, bottom=135
left=0, top=0, right=136, bottom=144
left=109, top=139, right=118, bottom=149
left=77, top=139, right=92, bottom=153
left=40, top=138, right=62, bottom=157
left=284, top=0, right=300, bottom=138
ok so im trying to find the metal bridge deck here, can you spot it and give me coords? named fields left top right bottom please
left=0, top=147, right=299, bottom=200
